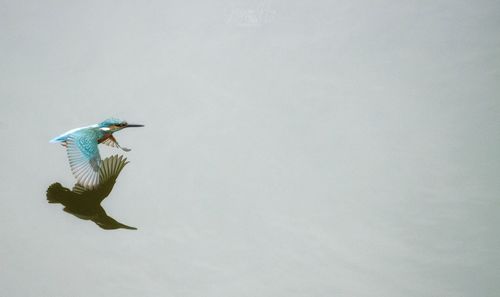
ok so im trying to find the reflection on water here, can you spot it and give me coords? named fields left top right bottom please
left=46, top=155, right=136, bottom=230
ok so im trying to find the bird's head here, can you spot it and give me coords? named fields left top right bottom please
left=98, top=118, right=144, bottom=133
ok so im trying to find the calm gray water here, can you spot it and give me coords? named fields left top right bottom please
left=1, top=1, right=499, bottom=296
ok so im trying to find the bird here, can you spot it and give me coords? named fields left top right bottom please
left=50, top=118, right=143, bottom=189
left=47, top=154, right=137, bottom=230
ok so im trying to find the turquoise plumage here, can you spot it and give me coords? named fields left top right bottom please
left=50, top=118, right=144, bottom=189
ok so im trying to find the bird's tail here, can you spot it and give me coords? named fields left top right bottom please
left=49, top=134, right=68, bottom=143
left=46, top=182, right=71, bottom=204
left=49, top=137, right=61, bottom=143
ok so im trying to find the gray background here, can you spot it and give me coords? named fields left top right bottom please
left=1, top=0, right=499, bottom=296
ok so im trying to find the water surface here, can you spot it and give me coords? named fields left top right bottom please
left=0, top=1, right=499, bottom=296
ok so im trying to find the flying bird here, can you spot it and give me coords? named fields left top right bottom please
left=47, top=155, right=137, bottom=230
left=50, top=118, right=143, bottom=189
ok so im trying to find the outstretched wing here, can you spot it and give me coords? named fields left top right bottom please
left=66, top=132, right=101, bottom=189
left=99, top=155, right=129, bottom=181
left=72, top=155, right=129, bottom=194
left=101, top=137, right=118, bottom=148
left=101, top=135, right=131, bottom=152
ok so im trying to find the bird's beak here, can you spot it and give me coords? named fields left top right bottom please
left=126, top=124, right=144, bottom=128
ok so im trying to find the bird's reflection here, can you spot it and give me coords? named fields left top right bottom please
left=46, top=155, right=136, bottom=230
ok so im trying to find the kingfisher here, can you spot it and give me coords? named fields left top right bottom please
left=47, top=155, right=137, bottom=230
left=50, top=118, right=144, bottom=189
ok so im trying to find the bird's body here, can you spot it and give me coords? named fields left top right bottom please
left=50, top=118, right=143, bottom=189
left=47, top=155, right=137, bottom=230
left=50, top=124, right=100, bottom=143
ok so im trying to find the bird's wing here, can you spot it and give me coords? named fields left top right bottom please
left=101, top=137, right=118, bottom=148
left=71, top=155, right=128, bottom=194
left=66, top=132, right=101, bottom=189
left=99, top=155, right=129, bottom=181
left=101, top=135, right=131, bottom=152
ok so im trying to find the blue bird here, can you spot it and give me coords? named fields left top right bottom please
left=50, top=118, right=144, bottom=189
